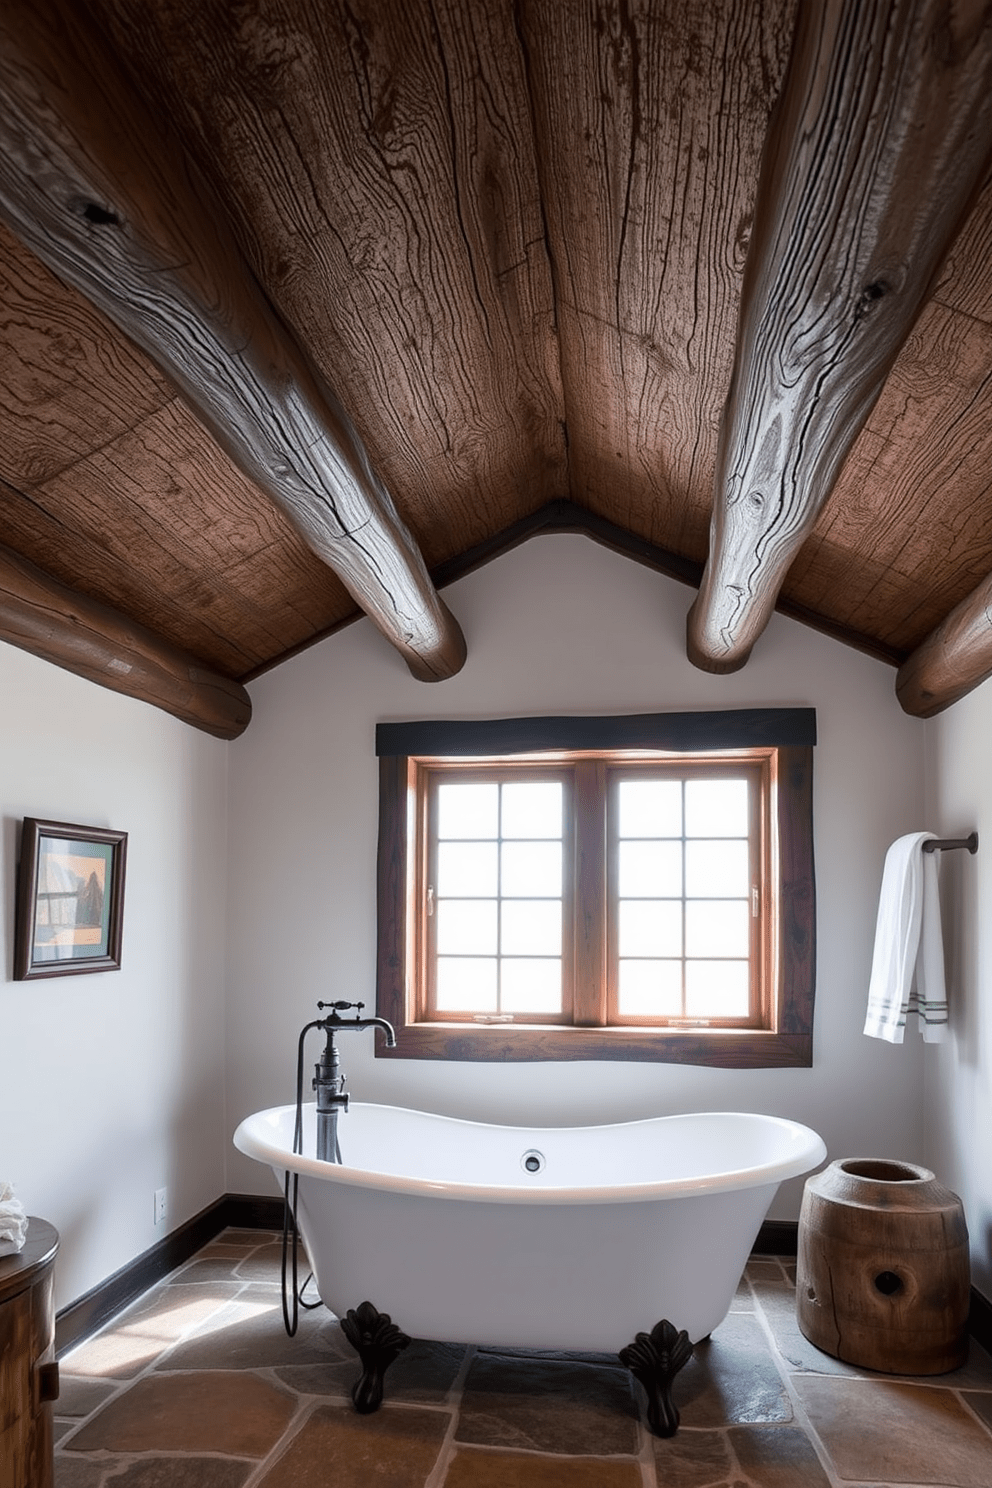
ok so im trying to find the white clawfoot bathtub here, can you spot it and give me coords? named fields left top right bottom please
left=234, top=1102, right=825, bottom=1352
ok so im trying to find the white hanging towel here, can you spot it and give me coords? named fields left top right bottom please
left=864, top=832, right=948, bottom=1043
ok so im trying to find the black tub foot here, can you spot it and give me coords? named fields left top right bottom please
left=619, top=1318, right=693, bottom=1437
left=340, top=1300, right=411, bottom=1413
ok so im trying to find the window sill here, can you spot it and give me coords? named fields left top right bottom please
left=376, top=1022, right=812, bottom=1068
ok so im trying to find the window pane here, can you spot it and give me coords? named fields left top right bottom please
left=618, top=900, right=682, bottom=957
left=685, top=900, right=750, bottom=958
left=618, top=960, right=682, bottom=1017
left=436, top=957, right=497, bottom=1011
left=436, top=900, right=497, bottom=955
left=501, top=900, right=562, bottom=956
left=502, top=781, right=562, bottom=839
left=501, top=958, right=561, bottom=1013
left=501, top=841, right=562, bottom=897
left=685, top=840, right=749, bottom=897
left=685, top=960, right=750, bottom=1017
left=685, top=778, right=748, bottom=837
left=619, top=840, right=682, bottom=897
left=438, top=782, right=498, bottom=839
left=437, top=842, right=498, bottom=897
left=618, top=779, right=681, bottom=837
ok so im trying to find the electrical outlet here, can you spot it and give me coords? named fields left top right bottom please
left=153, top=1187, right=167, bottom=1226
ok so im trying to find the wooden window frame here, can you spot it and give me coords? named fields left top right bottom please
left=375, top=714, right=815, bottom=1068
left=420, top=761, right=574, bottom=1026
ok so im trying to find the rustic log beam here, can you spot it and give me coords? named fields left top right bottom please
left=0, top=545, right=251, bottom=740
left=687, top=0, right=992, bottom=673
left=896, top=574, right=992, bottom=718
left=0, top=0, right=465, bottom=684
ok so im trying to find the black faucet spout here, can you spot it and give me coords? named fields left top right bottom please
left=316, top=1001, right=396, bottom=1046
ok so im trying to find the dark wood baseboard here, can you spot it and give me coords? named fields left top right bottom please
left=753, top=1219, right=799, bottom=1256
left=56, top=1200, right=991, bottom=1359
left=55, top=1192, right=283, bottom=1356
left=970, top=1284, right=992, bottom=1356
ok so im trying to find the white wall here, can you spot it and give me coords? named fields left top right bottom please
left=924, top=676, right=992, bottom=1300
left=0, top=643, right=229, bottom=1310
left=227, top=534, right=927, bottom=1220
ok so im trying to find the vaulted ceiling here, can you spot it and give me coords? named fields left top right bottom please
left=2, top=0, right=992, bottom=737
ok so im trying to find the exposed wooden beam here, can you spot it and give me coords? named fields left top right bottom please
left=243, top=500, right=907, bottom=683
left=0, top=0, right=465, bottom=684
left=0, top=544, right=251, bottom=740
left=687, top=0, right=992, bottom=673
left=896, top=574, right=992, bottom=718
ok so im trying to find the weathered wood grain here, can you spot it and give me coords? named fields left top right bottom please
left=785, top=298, right=992, bottom=654
left=687, top=0, right=992, bottom=673
left=0, top=0, right=465, bottom=682
left=0, top=544, right=251, bottom=738
left=89, top=0, right=567, bottom=570
left=517, top=0, right=796, bottom=560
left=0, top=221, right=172, bottom=487
left=896, top=573, right=992, bottom=718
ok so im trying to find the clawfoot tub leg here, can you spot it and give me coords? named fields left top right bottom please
left=619, top=1318, right=693, bottom=1437
left=340, top=1300, right=411, bottom=1413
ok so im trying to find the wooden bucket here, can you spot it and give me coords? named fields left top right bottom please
left=796, top=1158, right=970, bottom=1374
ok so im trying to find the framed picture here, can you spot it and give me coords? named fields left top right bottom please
left=14, top=818, right=128, bottom=980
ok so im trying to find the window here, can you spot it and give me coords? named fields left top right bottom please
left=376, top=711, right=815, bottom=1067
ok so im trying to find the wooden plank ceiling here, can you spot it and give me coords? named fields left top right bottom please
left=1, top=0, right=992, bottom=734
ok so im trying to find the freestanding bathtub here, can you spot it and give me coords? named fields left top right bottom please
left=234, top=1102, right=826, bottom=1352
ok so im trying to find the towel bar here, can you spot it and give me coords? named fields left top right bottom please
left=922, top=832, right=978, bottom=854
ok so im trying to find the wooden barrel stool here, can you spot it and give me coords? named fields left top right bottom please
left=796, top=1159, right=970, bottom=1374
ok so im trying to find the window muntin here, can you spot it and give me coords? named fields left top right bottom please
left=609, top=762, right=768, bottom=1027
left=416, top=752, right=772, bottom=1033
left=426, top=768, right=570, bottom=1023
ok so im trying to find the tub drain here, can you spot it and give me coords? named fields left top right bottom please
left=521, top=1149, right=545, bottom=1174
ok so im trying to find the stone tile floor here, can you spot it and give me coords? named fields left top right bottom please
left=53, top=1230, right=992, bottom=1487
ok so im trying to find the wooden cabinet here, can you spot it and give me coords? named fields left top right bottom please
left=0, top=1220, right=59, bottom=1488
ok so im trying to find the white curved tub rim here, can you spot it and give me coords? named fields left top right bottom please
left=234, top=1103, right=827, bottom=1206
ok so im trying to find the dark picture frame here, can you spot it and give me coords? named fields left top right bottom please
left=14, top=818, right=128, bottom=980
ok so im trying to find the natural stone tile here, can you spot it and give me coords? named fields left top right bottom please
left=54, top=1456, right=109, bottom=1488
left=729, top=1274, right=754, bottom=1312
left=792, top=1376, right=992, bottom=1485
left=272, top=1360, right=356, bottom=1397
left=63, top=1371, right=296, bottom=1457
left=650, top=1426, right=735, bottom=1485
left=379, top=1339, right=467, bottom=1403
left=750, top=1275, right=867, bottom=1376
left=255, top=1402, right=450, bottom=1488
left=677, top=1312, right=792, bottom=1427
left=746, top=1259, right=786, bottom=1280
left=216, top=1229, right=282, bottom=1246
left=457, top=1353, right=638, bottom=1455
left=233, top=1248, right=285, bottom=1282
left=52, top=1420, right=77, bottom=1443
left=193, top=1244, right=248, bottom=1260
left=55, top=1375, right=119, bottom=1416
left=443, top=1447, right=642, bottom=1486
left=157, top=1290, right=347, bottom=1370
left=173, top=1258, right=247, bottom=1284
left=275, top=1333, right=466, bottom=1398
left=756, top=1275, right=992, bottom=1387
left=59, top=1285, right=241, bottom=1379
left=728, top=1424, right=832, bottom=1486
left=477, top=1344, right=622, bottom=1370
left=101, top=1459, right=254, bottom=1488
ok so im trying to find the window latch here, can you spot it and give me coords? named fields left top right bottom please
left=427, top=885, right=434, bottom=917
left=751, top=885, right=759, bottom=918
